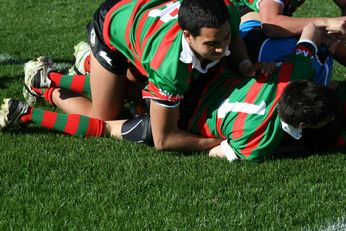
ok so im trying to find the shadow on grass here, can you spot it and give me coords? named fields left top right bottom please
left=0, top=75, right=22, bottom=90
left=0, top=56, right=73, bottom=66
left=3, top=126, right=74, bottom=136
left=270, top=123, right=346, bottom=161
left=269, top=147, right=346, bottom=161
left=0, top=56, right=24, bottom=66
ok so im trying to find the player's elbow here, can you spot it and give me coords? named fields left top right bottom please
left=153, top=136, right=170, bottom=151
left=152, top=131, right=179, bottom=151
left=261, top=20, right=296, bottom=37
left=261, top=23, right=282, bottom=37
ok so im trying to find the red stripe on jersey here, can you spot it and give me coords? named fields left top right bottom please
left=224, top=0, right=234, bottom=6
left=187, top=68, right=222, bottom=130
left=135, top=1, right=173, bottom=56
left=64, top=114, right=81, bottom=136
left=215, top=78, right=242, bottom=139
left=42, top=111, right=58, bottom=129
left=150, top=23, right=181, bottom=70
left=193, top=71, right=221, bottom=137
left=241, top=64, right=292, bottom=157
left=170, top=7, right=179, bottom=16
left=103, top=0, right=132, bottom=51
left=231, top=74, right=270, bottom=140
left=133, top=59, right=147, bottom=76
left=188, top=67, right=242, bottom=138
left=132, top=9, right=156, bottom=76
left=125, top=0, right=151, bottom=51
left=124, top=0, right=151, bottom=74
left=133, top=11, right=150, bottom=57
left=216, top=118, right=226, bottom=139
left=142, top=81, right=184, bottom=101
left=198, top=111, right=216, bottom=138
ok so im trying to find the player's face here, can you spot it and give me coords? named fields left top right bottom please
left=184, top=21, right=231, bottom=62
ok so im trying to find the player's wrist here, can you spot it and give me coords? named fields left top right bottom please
left=238, top=59, right=254, bottom=77
left=239, top=59, right=252, bottom=68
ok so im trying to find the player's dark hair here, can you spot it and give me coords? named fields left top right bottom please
left=178, top=0, right=230, bottom=37
left=278, top=80, right=337, bottom=128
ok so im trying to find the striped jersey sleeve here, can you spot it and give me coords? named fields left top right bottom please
left=104, top=0, right=241, bottom=103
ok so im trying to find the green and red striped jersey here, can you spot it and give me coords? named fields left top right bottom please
left=102, top=0, right=240, bottom=102
left=231, top=0, right=305, bottom=16
left=187, top=42, right=316, bottom=161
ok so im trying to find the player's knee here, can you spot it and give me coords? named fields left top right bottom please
left=121, top=115, right=153, bottom=146
left=90, top=103, right=121, bottom=120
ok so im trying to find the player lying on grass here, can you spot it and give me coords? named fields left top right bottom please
left=22, top=0, right=277, bottom=153
left=0, top=23, right=342, bottom=162
left=229, top=0, right=346, bottom=86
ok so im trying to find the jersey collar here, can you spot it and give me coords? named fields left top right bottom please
left=280, top=120, right=302, bottom=140
left=179, top=35, right=230, bottom=73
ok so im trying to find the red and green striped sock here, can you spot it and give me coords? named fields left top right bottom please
left=19, top=107, right=105, bottom=137
left=42, top=88, right=55, bottom=105
left=30, top=86, right=44, bottom=96
left=48, top=72, right=91, bottom=94
left=26, top=87, right=55, bottom=105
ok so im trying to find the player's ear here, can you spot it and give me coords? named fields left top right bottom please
left=299, top=122, right=306, bottom=129
left=183, top=30, right=193, bottom=43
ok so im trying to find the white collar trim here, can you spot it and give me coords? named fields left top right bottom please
left=281, top=120, right=302, bottom=140
left=179, top=35, right=230, bottom=73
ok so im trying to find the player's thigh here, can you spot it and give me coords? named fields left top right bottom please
left=89, top=51, right=127, bottom=120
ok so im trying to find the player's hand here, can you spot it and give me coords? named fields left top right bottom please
left=321, top=30, right=341, bottom=54
left=239, top=60, right=276, bottom=77
left=253, top=62, right=276, bottom=76
left=208, top=145, right=225, bottom=158
left=325, top=16, right=346, bottom=34
left=239, top=59, right=255, bottom=77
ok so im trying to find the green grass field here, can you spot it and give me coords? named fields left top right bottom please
left=0, top=0, right=345, bottom=230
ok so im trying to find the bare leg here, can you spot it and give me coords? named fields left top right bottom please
left=52, top=88, right=92, bottom=115
left=89, top=51, right=127, bottom=120
left=51, top=51, right=127, bottom=120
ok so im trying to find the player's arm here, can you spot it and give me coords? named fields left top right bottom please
left=227, top=35, right=254, bottom=76
left=104, top=102, right=221, bottom=151
left=228, top=35, right=276, bottom=77
left=150, top=100, right=221, bottom=151
left=299, top=23, right=321, bottom=45
left=319, top=29, right=346, bottom=66
left=259, top=0, right=346, bottom=37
